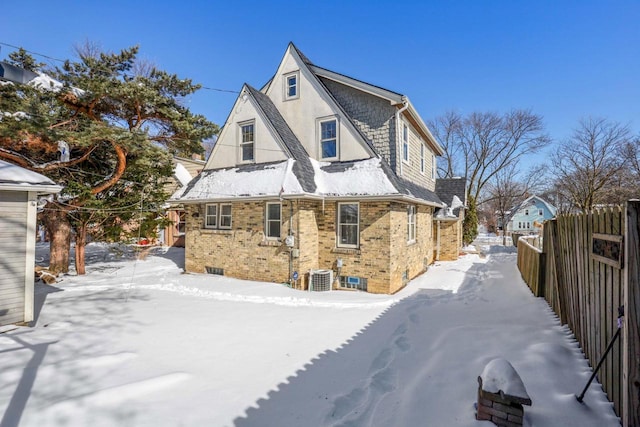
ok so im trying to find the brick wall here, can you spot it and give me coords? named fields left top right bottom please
left=389, top=203, right=435, bottom=293
left=185, top=199, right=437, bottom=294
left=435, top=219, right=461, bottom=261
left=184, top=202, right=291, bottom=284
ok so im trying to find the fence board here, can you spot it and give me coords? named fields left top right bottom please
left=517, top=204, right=632, bottom=421
left=624, top=201, right=640, bottom=427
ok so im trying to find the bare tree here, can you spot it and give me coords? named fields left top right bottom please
left=429, top=109, right=550, bottom=243
left=551, top=118, right=631, bottom=212
left=484, top=164, right=544, bottom=245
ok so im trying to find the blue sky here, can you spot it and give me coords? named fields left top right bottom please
left=2, top=1, right=638, bottom=166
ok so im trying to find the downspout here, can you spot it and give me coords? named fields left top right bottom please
left=395, top=98, right=409, bottom=177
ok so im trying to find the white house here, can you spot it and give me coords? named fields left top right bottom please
left=0, top=160, right=61, bottom=326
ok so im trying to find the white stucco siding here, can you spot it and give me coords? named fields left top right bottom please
left=267, top=49, right=370, bottom=162
left=206, top=95, right=288, bottom=170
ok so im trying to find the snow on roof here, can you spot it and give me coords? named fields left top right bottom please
left=173, top=157, right=402, bottom=202
left=0, top=160, right=61, bottom=193
left=28, top=72, right=85, bottom=97
left=173, top=159, right=303, bottom=201
left=312, top=158, right=398, bottom=197
left=480, top=358, right=530, bottom=401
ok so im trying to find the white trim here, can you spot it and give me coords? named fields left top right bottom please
left=238, top=120, right=256, bottom=164
left=284, top=70, right=300, bottom=101
left=402, top=123, right=409, bottom=164
left=24, top=191, right=37, bottom=323
left=318, top=116, right=339, bottom=160
left=337, top=202, right=359, bottom=248
left=205, top=204, right=218, bottom=228
left=407, top=204, right=416, bottom=244
left=309, top=65, right=404, bottom=104
left=219, top=203, right=232, bottom=229
left=265, top=202, right=282, bottom=239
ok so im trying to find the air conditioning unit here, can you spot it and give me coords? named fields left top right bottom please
left=309, top=269, right=333, bottom=292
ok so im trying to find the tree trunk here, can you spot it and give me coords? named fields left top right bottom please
left=75, top=223, right=87, bottom=275
left=42, top=204, right=71, bottom=274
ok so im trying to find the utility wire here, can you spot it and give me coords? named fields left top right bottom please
left=0, top=41, right=239, bottom=94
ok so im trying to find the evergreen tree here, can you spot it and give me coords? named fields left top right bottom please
left=0, top=46, right=218, bottom=274
left=6, top=47, right=46, bottom=72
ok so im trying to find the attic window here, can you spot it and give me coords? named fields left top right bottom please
left=284, top=71, right=299, bottom=100
left=320, top=118, right=338, bottom=159
left=240, top=121, right=255, bottom=162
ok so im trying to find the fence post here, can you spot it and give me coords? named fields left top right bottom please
left=624, top=200, right=640, bottom=427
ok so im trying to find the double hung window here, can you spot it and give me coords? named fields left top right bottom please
left=240, top=122, right=255, bottom=162
left=205, top=203, right=232, bottom=229
left=266, top=202, right=281, bottom=239
left=337, top=203, right=359, bottom=248
left=407, top=205, right=416, bottom=243
left=320, top=119, right=337, bottom=159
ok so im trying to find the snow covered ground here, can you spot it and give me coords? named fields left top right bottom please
left=0, top=241, right=619, bottom=426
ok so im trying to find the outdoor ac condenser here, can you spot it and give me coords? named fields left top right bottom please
left=309, top=269, right=333, bottom=292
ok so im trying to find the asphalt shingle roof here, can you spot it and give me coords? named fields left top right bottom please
left=245, top=84, right=317, bottom=193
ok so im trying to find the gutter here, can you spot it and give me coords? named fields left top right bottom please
left=172, top=192, right=443, bottom=208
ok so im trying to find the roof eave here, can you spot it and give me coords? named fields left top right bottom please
left=310, top=65, right=404, bottom=104
left=0, top=183, right=62, bottom=194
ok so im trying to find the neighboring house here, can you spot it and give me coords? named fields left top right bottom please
left=172, top=43, right=449, bottom=294
left=506, top=195, right=557, bottom=234
left=434, top=178, right=466, bottom=260
left=0, top=61, right=38, bottom=84
left=162, top=156, right=205, bottom=247
left=0, top=160, right=61, bottom=326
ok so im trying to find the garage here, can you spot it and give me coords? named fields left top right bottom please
left=0, top=160, right=60, bottom=326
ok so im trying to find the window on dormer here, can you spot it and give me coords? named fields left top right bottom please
left=284, top=71, right=299, bottom=100
left=240, top=122, right=255, bottom=162
left=320, top=119, right=337, bottom=159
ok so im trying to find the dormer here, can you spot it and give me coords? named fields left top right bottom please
left=204, top=86, right=289, bottom=170
left=263, top=43, right=373, bottom=163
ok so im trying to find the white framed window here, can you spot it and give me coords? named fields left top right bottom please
left=431, top=154, right=436, bottom=180
left=319, top=118, right=338, bottom=159
left=407, top=205, right=416, bottom=243
left=337, top=202, right=359, bottom=248
left=265, top=202, right=281, bottom=239
left=240, top=121, right=255, bottom=162
left=205, top=203, right=232, bottom=229
left=284, top=71, right=299, bottom=100
left=402, top=124, right=409, bottom=163
left=219, top=204, right=232, bottom=229
left=205, top=204, right=218, bottom=228
left=525, top=209, right=529, bottom=216
left=538, top=209, right=543, bottom=216
left=420, top=144, right=425, bottom=174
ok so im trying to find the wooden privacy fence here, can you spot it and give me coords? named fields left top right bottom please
left=516, top=201, right=640, bottom=426
left=516, top=236, right=545, bottom=298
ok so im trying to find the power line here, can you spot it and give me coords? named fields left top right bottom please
left=0, top=42, right=65, bottom=63
left=0, top=41, right=239, bottom=94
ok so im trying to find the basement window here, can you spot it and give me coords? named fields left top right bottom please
left=205, top=266, right=224, bottom=275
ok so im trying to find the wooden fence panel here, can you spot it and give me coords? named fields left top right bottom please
left=624, top=200, right=640, bottom=427
left=517, top=205, right=632, bottom=420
